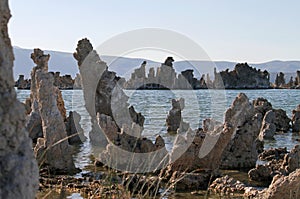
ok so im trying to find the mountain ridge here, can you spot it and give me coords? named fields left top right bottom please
left=13, top=47, right=299, bottom=83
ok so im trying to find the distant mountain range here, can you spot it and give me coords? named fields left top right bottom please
left=13, top=47, right=300, bottom=83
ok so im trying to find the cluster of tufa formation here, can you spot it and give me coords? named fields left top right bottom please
left=124, top=58, right=208, bottom=90
left=15, top=71, right=82, bottom=89
left=0, top=1, right=39, bottom=198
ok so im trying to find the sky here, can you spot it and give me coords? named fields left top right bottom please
left=8, top=0, right=300, bottom=63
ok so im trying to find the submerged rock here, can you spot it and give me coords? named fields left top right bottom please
left=0, top=1, right=39, bottom=197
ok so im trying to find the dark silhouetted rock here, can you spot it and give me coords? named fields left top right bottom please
left=214, top=63, right=271, bottom=89
left=65, top=111, right=87, bottom=145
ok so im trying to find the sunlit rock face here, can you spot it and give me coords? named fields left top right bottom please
left=29, top=49, right=77, bottom=174
left=0, top=1, right=39, bottom=198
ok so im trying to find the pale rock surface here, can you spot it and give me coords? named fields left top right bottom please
left=0, top=1, right=39, bottom=197
left=259, top=110, right=276, bottom=140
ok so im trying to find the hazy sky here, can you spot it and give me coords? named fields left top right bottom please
left=8, top=0, right=300, bottom=62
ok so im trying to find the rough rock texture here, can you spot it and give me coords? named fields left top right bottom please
left=214, top=63, right=271, bottom=89
left=209, top=175, right=246, bottom=195
left=170, top=170, right=213, bottom=191
left=15, top=74, right=31, bottom=89
left=65, top=111, right=87, bottom=145
left=292, top=105, right=300, bottom=133
left=34, top=71, right=77, bottom=174
left=169, top=93, right=256, bottom=173
left=220, top=94, right=263, bottom=169
left=274, top=72, right=286, bottom=88
left=74, top=39, right=168, bottom=172
left=280, top=145, right=300, bottom=174
left=273, top=109, right=291, bottom=132
left=259, top=110, right=276, bottom=140
left=0, top=1, right=39, bottom=197
left=249, top=145, right=300, bottom=183
left=166, top=98, right=185, bottom=132
left=51, top=71, right=74, bottom=89
left=28, top=49, right=77, bottom=174
left=124, top=59, right=207, bottom=90
left=253, top=97, right=291, bottom=134
left=263, top=169, right=300, bottom=199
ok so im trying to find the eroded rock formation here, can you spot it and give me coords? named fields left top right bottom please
left=74, top=38, right=168, bottom=172
left=220, top=94, right=263, bottom=169
left=65, top=111, right=87, bottom=145
left=166, top=98, right=188, bottom=132
left=259, top=110, right=276, bottom=140
left=27, top=49, right=77, bottom=174
left=214, top=63, right=271, bottom=89
left=0, top=1, right=39, bottom=197
left=15, top=74, right=31, bottom=89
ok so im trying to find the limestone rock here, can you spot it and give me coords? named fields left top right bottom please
left=65, top=111, right=87, bottom=145
left=259, top=110, right=276, bottom=140
left=170, top=171, right=212, bottom=191
left=253, top=97, right=273, bottom=115
left=209, top=175, right=246, bottom=195
left=34, top=71, right=77, bottom=174
left=73, top=73, right=82, bottom=89
left=0, top=1, right=39, bottom=198
left=280, top=144, right=300, bottom=174
left=273, top=109, right=291, bottom=132
left=214, top=63, right=271, bottom=89
left=274, top=72, right=286, bottom=88
left=292, top=105, right=300, bottom=133
left=263, top=169, right=300, bottom=199
left=15, top=74, right=30, bottom=89
left=166, top=98, right=185, bottom=132
left=28, top=49, right=77, bottom=174
left=220, top=93, right=263, bottom=169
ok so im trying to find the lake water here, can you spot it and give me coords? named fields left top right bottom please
left=16, top=89, right=300, bottom=171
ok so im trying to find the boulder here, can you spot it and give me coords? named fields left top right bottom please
left=0, top=1, right=39, bottom=197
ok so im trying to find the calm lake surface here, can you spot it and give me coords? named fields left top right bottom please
left=16, top=89, right=300, bottom=173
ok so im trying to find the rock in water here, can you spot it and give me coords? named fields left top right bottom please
left=166, top=98, right=186, bottom=132
left=220, top=93, right=263, bottom=169
left=259, top=110, right=276, bottom=140
left=0, top=1, right=39, bottom=198
left=30, top=49, right=77, bottom=174
left=292, top=105, right=300, bottom=133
